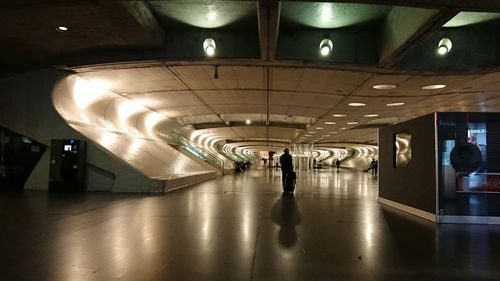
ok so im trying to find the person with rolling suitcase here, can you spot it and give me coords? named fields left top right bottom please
left=280, top=148, right=295, bottom=193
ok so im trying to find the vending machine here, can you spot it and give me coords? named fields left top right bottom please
left=49, top=139, right=86, bottom=192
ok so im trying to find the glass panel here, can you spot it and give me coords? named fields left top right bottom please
left=0, top=126, right=47, bottom=190
left=437, top=113, right=500, bottom=217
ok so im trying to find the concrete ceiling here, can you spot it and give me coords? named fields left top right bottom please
left=2, top=0, right=500, bottom=154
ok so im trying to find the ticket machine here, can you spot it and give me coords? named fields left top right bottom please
left=49, top=139, right=86, bottom=192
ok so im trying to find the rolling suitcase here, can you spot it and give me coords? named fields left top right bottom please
left=284, top=171, right=296, bottom=192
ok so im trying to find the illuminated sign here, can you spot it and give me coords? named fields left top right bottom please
left=468, top=129, right=486, bottom=134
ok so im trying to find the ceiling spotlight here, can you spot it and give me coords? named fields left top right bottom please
left=56, top=26, right=68, bottom=32
left=364, top=114, right=379, bottom=117
left=348, top=102, right=366, bottom=107
left=373, top=84, right=396, bottom=90
left=225, top=121, right=230, bottom=125
left=347, top=122, right=359, bottom=125
left=422, top=84, right=446, bottom=90
left=203, top=38, right=216, bottom=56
left=319, top=39, right=333, bottom=56
left=437, top=38, right=452, bottom=55
left=333, top=114, right=346, bottom=117
left=386, top=102, right=405, bottom=107
left=316, top=127, right=324, bottom=130
left=324, top=121, right=336, bottom=125
left=246, top=120, right=251, bottom=124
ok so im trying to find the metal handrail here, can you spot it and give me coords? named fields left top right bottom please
left=169, top=131, right=224, bottom=171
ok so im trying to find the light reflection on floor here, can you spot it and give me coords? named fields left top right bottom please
left=1, top=164, right=500, bottom=280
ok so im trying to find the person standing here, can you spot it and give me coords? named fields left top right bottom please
left=280, top=148, right=293, bottom=190
left=335, top=159, right=340, bottom=170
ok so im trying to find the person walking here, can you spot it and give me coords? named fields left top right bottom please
left=370, top=158, right=378, bottom=176
left=280, top=148, right=294, bottom=191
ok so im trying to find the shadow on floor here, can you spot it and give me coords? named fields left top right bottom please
left=270, top=192, right=301, bottom=248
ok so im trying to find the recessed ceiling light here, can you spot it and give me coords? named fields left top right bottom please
left=203, top=38, right=216, bottom=56
left=373, top=84, right=396, bottom=90
left=437, top=38, right=452, bottom=55
left=386, top=102, right=405, bottom=107
left=437, top=45, right=448, bottom=55
left=341, top=127, right=347, bottom=130
left=316, top=127, right=324, bottom=130
left=347, top=122, right=359, bottom=125
left=305, top=134, right=312, bottom=137
left=56, top=26, right=68, bottom=32
left=364, top=114, right=379, bottom=117
left=333, top=114, right=347, bottom=117
left=323, top=135, right=330, bottom=137
left=246, top=120, right=251, bottom=124
left=422, top=84, right=446, bottom=90
left=330, top=131, right=338, bottom=134
left=319, top=39, right=333, bottom=56
left=348, top=102, right=366, bottom=107
left=324, top=121, right=336, bottom=125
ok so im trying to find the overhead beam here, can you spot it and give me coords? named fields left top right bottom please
left=284, top=0, right=500, bottom=12
left=378, top=7, right=458, bottom=68
left=5, top=0, right=500, bottom=12
left=121, top=1, right=165, bottom=46
left=257, top=0, right=280, bottom=61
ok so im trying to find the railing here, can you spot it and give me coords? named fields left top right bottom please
left=318, top=150, right=334, bottom=163
left=340, top=149, right=355, bottom=163
left=169, top=131, right=224, bottom=172
left=216, top=145, right=240, bottom=162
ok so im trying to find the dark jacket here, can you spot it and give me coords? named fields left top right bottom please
left=280, top=153, right=293, bottom=172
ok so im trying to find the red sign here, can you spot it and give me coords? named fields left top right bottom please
left=457, top=175, right=500, bottom=192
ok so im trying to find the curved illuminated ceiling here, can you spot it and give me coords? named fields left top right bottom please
left=2, top=0, right=500, bottom=155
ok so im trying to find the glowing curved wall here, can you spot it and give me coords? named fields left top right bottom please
left=52, top=75, right=215, bottom=180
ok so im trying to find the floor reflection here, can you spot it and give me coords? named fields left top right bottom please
left=270, top=193, right=301, bottom=248
left=3, top=167, right=500, bottom=280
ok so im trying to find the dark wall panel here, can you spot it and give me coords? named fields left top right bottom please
left=379, top=113, right=436, bottom=213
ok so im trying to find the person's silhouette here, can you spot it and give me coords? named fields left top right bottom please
left=280, top=148, right=293, bottom=191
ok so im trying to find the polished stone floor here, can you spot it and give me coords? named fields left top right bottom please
left=1, top=165, right=500, bottom=281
